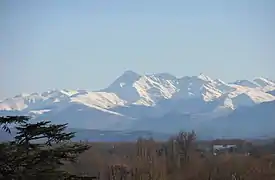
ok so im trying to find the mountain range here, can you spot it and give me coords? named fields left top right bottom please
left=1, top=71, right=275, bottom=139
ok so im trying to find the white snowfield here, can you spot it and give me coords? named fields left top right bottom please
left=1, top=71, right=275, bottom=130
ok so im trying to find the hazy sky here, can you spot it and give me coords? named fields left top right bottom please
left=1, top=0, right=275, bottom=99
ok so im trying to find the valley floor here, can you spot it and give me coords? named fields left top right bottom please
left=63, top=138, right=275, bottom=180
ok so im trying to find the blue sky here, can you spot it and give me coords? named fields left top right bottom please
left=1, top=0, right=275, bottom=99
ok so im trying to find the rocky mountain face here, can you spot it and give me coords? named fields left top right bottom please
left=1, top=71, right=275, bottom=139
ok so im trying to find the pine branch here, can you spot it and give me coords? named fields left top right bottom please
left=0, top=116, right=29, bottom=134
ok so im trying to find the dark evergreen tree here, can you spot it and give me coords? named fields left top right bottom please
left=0, top=116, right=91, bottom=180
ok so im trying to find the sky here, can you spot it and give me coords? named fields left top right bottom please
left=1, top=0, right=275, bottom=99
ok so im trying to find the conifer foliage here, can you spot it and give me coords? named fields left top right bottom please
left=0, top=116, right=90, bottom=180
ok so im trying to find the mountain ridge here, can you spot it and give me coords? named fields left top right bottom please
left=1, top=71, right=275, bottom=138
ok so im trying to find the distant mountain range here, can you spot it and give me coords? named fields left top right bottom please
left=1, top=71, right=275, bottom=140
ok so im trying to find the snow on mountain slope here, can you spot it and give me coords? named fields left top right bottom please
left=253, top=77, right=275, bottom=87
left=104, top=71, right=275, bottom=107
left=217, top=85, right=275, bottom=109
left=71, top=91, right=126, bottom=109
left=0, top=89, right=73, bottom=111
left=230, top=80, right=260, bottom=88
left=2, top=72, right=274, bottom=112
left=107, top=72, right=236, bottom=105
left=149, top=73, right=178, bottom=81
left=104, top=71, right=178, bottom=106
left=1, top=71, right=275, bottom=131
left=132, top=75, right=178, bottom=105
left=253, top=78, right=275, bottom=92
left=0, top=89, right=131, bottom=129
left=103, top=70, right=142, bottom=103
left=174, top=74, right=234, bottom=101
left=0, top=89, right=126, bottom=113
left=33, top=102, right=133, bottom=130
left=231, top=78, right=275, bottom=92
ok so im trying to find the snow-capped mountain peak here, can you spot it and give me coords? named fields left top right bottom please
left=197, top=73, right=213, bottom=82
left=104, top=71, right=178, bottom=105
left=106, top=70, right=141, bottom=89
left=12, top=93, right=31, bottom=100
left=148, top=73, right=177, bottom=81
left=253, top=77, right=275, bottom=87
left=0, top=89, right=78, bottom=111
left=231, top=80, right=259, bottom=88
left=1, top=71, right=275, bottom=131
